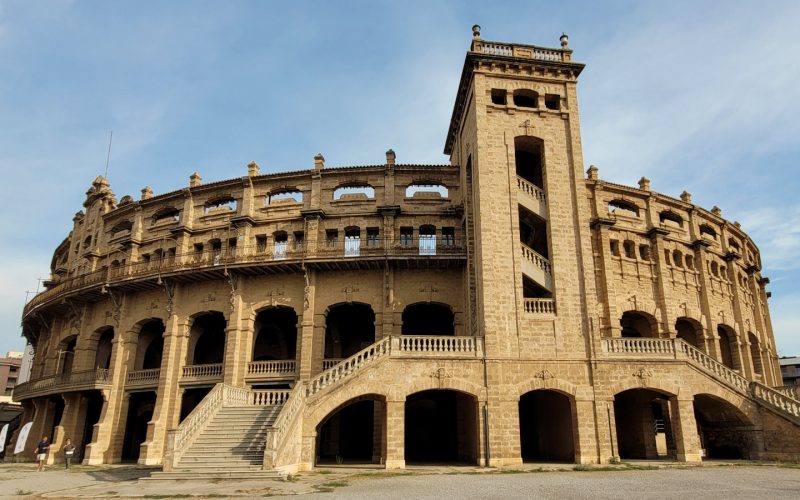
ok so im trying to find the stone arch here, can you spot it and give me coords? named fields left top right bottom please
left=392, top=375, right=485, bottom=402
left=131, top=318, right=166, bottom=371
left=612, top=387, right=676, bottom=459
left=513, top=374, right=578, bottom=400
left=608, top=377, right=681, bottom=400
left=620, top=310, right=659, bottom=338
left=56, top=334, right=78, bottom=374
left=519, top=389, right=577, bottom=462
left=404, top=388, right=479, bottom=465
left=313, top=393, right=386, bottom=465
left=716, top=324, right=738, bottom=370
left=323, top=302, right=375, bottom=360
left=514, top=135, right=545, bottom=188
left=675, top=317, right=703, bottom=349
left=401, top=302, right=454, bottom=336
left=693, top=393, right=758, bottom=459
left=252, top=306, right=298, bottom=361
left=186, top=310, right=227, bottom=365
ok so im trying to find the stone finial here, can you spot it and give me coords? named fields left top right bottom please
left=734, top=221, right=741, bottom=228
left=680, top=191, right=692, bottom=203
left=711, top=206, right=722, bottom=216
left=586, top=165, right=599, bottom=181
left=247, top=161, right=260, bottom=177
left=638, top=177, right=651, bottom=191
left=314, top=153, right=325, bottom=171
left=560, top=33, right=569, bottom=48
left=386, top=149, right=396, bottom=166
left=141, top=186, right=153, bottom=200
left=472, top=24, right=481, bottom=39
left=73, top=211, right=85, bottom=222
left=189, top=172, right=202, bottom=187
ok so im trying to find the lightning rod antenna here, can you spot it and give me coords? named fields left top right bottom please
left=104, top=131, right=113, bottom=178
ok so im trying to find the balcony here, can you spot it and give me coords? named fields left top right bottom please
left=12, top=369, right=111, bottom=401
left=180, top=364, right=223, bottom=385
left=24, top=237, right=466, bottom=318
left=516, top=176, right=547, bottom=219
left=245, top=360, right=296, bottom=382
left=126, top=368, right=161, bottom=390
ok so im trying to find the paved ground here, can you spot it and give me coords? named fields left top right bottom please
left=0, top=462, right=798, bottom=499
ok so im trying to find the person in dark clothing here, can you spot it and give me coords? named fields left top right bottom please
left=36, top=436, right=50, bottom=472
left=62, top=438, right=76, bottom=469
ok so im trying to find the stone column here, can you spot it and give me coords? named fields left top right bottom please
left=224, top=292, right=248, bottom=386
left=139, top=314, right=189, bottom=465
left=595, top=398, right=619, bottom=463
left=574, top=398, right=599, bottom=464
left=372, top=399, right=385, bottom=464
left=384, top=399, right=405, bottom=469
left=47, top=393, right=84, bottom=465
left=669, top=397, right=702, bottom=462
left=84, top=328, right=135, bottom=464
left=298, top=269, right=317, bottom=381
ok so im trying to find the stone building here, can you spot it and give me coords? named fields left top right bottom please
left=10, top=28, right=800, bottom=473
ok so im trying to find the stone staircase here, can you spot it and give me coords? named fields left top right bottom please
left=148, top=386, right=289, bottom=480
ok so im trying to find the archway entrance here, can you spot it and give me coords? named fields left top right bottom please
left=135, top=320, right=165, bottom=370
left=79, top=391, right=104, bottom=461
left=325, top=303, right=375, bottom=360
left=717, top=325, right=737, bottom=370
left=519, top=390, right=575, bottom=462
left=621, top=311, right=657, bottom=338
left=188, top=312, right=227, bottom=365
left=179, top=387, right=212, bottom=422
left=94, top=328, right=114, bottom=370
left=402, top=303, right=454, bottom=336
left=675, top=318, right=701, bottom=349
left=694, top=394, right=756, bottom=459
left=253, top=307, right=297, bottom=361
left=121, top=391, right=156, bottom=462
left=316, top=396, right=384, bottom=465
left=405, top=390, right=477, bottom=465
left=614, top=389, right=675, bottom=459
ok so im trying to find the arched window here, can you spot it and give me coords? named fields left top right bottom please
left=268, top=190, right=303, bottom=205
left=344, top=226, right=361, bottom=257
left=608, top=200, right=640, bottom=218
left=273, top=231, right=288, bottom=259
left=700, top=224, right=717, bottom=240
left=325, top=304, right=375, bottom=359
left=402, top=303, right=454, bottom=336
left=406, top=184, right=449, bottom=198
left=253, top=307, right=297, bottom=361
left=153, top=207, right=180, bottom=225
left=728, top=238, right=741, bottom=252
left=513, top=89, right=539, bottom=108
left=333, top=185, right=375, bottom=201
left=187, top=312, right=227, bottom=365
left=110, top=220, right=133, bottom=238
left=205, top=197, right=237, bottom=215
left=620, top=311, right=657, bottom=338
left=514, top=136, right=544, bottom=188
left=639, top=244, right=651, bottom=261
left=659, top=211, right=683, bottom=228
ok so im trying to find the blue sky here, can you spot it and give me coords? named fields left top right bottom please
left=1, top=0, right=799, bottom=356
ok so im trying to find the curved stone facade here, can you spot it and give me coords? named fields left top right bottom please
left=11, top=30, right=800, bottom=471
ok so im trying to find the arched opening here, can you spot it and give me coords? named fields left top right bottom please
left=694, top=394, right=756, bottom=459
left=187, top=312, right=227, bottom=365
left=620, top=311, right=657, bottom=338
left=675, top=318, right=702, bottom=349
left=519, top=205, right=548, bottom=258
left=324, top=304, right=375, bottom=360
left=253, top=307, right=297, bottom=361
left=748, top=333, right=763, bottom=376
left=512, top=89, right=539, bottom=108
left=514, top=136, right=544, bottom=188
left=614, top=389, right=675, bottom=460
left=402, top=303, right=454, bottom=336
left=418, top=225, right=436, bottom=255
left=344, top=226, right=361, bottom=257
left=58, top=336, right=77, bottom=374
left=79, top=391, right=104, bottom=461
left=121, top=391, right=156, bottom=462
left=180, top=387, right=212, bottom=422
left=659, top=211, right=684, bottom=229
left=273, top=231, right=288, bottom=259
left=47, top=395, right=65, bottom=442
left=405, top=390, right=478, bottom=465
left=94, top=328, right=114, bottom=370
left=519, top=390, right=575, bottom=462
left=717, top=325, right=737, bottom=370
left=316, top=395, right=385, bottom=465
left=134, top=320, right=165, bottom=371
left=608, top=200, right=640, bottom=218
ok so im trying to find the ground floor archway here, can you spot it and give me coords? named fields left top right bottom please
left=316, top=396, right=385, bottom=465
left=614, top=389, right=675, bottom=460
left=179, top=387, right=211, bottom=422
left=519, top=390, right=575, bottom=462
left=79, top=391, right=104, bottom=461
left=121, top=391, right=156, bottom=462
left=694, top=394, right=757, bottom=459
left=405, top=390, right=477, bottom=465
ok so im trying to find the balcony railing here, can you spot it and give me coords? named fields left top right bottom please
left=181, top=363, right=223, bottom=383
left=245, top=360, right=296, bottom=380
left=524, top=298, right=556, bottom=314
left=25, top=237, right=466, bottom=317
left=126, top=368, right=161, bottom=388
left=322, top=358, right=343, bottom=370
left=12, top=369, right=110, bottom=401
left=395, top=335, right=484, bottom=357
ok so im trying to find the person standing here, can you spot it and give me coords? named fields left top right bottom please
left=35, top=436, right=50, bottom=472
left=62, top=438, right=76, bottom=469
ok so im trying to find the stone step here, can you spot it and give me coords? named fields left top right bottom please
left=144, top=470, right=284, bottom=481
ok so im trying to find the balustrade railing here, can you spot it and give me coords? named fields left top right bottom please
left=246, top=360, right=296, bottom=378
left=307, top=337, right=392, bottom=397
left=169, top=383, right=225, bottom=468
left=181, top=363, right=223, bottom=380
left=252, top=390, right=291, bottom=406
left=520, top=244, right=551, bottom=275
left=776, top=385, right=800, bottom=401
left=396, top=335, right=482, bottom=356
left=517, top=176, right=546, bottom=203
left=25, top=238, right=466, bottom=317
left=13, top=369, right=110, bottom=401
left=603, top=337, right=676, bottom=356
left=322, top=359, right=343, bottom=370
left=523, top=298, right=556, bottom=314
left=263, top=383, right=306, bottom=469
left=126, top=368, right=161, bottom=385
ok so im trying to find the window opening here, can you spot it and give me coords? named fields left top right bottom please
left=406, top=184, right=449, bottom=198
left=639, top=244, right=650, bottom=261
left=419, top=225, right=436, bottom=256
left=345, top=227, right=361, bottom=257
left=294, top=231, right=305, bottom=250
left=366, top=227, right=380, bottom=248
left=609, top=200, right=640, bottom=217
left=333, top=185, right=375, bottom=201
left=513, top=89, right=538, bottom=108
left=268, top=191, right=303, bottom=205
left=326, top=229, right=339, bottom=248
left=400, top=227, right=413, bottom=247
left=491, top=89, right=507, bottom=105
left=623, top=240, right=635, bottom=259
left=205, top=198, right=237, bottom=215
left=442, top=227, right=455, bottom=247
left=544, top=94, right=561, bottom=110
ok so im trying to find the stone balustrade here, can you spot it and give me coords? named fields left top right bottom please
left=126, top=368, right=161, bottom=388
left=394, top=335, right=484, bottom=357
left=12, top=369, right=110, bottom=401
left=523, top=298, right=556, bottom=314
left=517, top=176, right=546, bottom=202
left=181, top=363, right=223, bottom=382
left=246, top=360, right=297, bottom=380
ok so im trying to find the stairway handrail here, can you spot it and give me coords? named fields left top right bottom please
left=262, top=382, right=306, bottom=470
left=306, top=336, right=393, bottom=397
left=750, top=381, right=800, bottom=420
left=165, top=383, right=225, bottom=470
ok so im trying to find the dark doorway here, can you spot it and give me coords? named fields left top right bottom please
left=189, top=312, right=227, bottom=365
left=519, top=390, right=575, bottom=462
left=676, top=318, right=701, bottom=348
left=694, top=394, right=755, bottom=459
left=79, top=391, right=104, bottom=461
left=621, top=311, right=657, bottom=338
left=717, top=326, right=737, bottom=369
left=136, top=320, right=165, bottom=370
left=180, top=387, right=212, bottom=422
left=253, top=307, right=298, bottom=361
left=402, top=303, right=454, bottom=336
left=405, top=390, right=477, bottom=465
left=121, top=392, right=156, bottom=462
left=614, top=389, right=674, bottom=460
left=325, top=304, right=375, bottom=359
left=94, top=328, right=114, bottom=370
left=316, top=398, right=383, bottom=465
